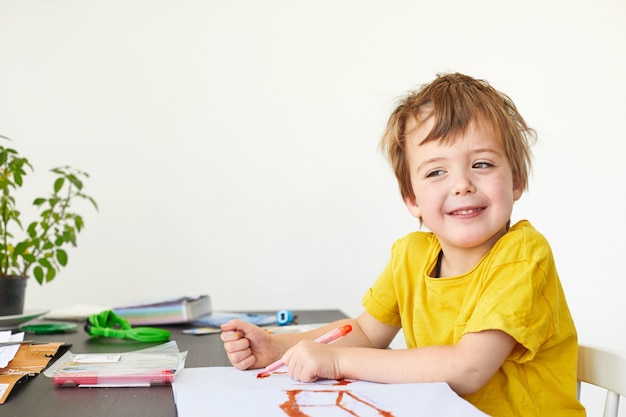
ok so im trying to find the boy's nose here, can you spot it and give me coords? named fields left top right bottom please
left=452, top=173, right=476, bottom=195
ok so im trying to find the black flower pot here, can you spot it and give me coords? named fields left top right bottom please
left=0, top=276, right=28, bottom=316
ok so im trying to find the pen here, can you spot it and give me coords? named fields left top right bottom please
left=0, top=340, right=33, bottom=347
left=256, top=323, right=352, bottom=378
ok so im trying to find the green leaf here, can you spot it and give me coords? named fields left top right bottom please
left=67, top=174, right=83, bottom=190
left=46, top=267, right=56, bottom=282
left=23, top=254, right=36, bottom=263
left=13, top=241, right=29, bottom=256
left=53, top=177, right=65, bottom=193
left=88, top=196, right=98, bottom=210
left=38, top=258, right=52, bottom=269
left=27, top=222, right=38, bottom=238
left=75, top=216, right=84, bottom=232
left=63, top=230, right=77, bottom=246
left=56, top=249, right=68, bottom=266
left=13, top=172, right=23, bottom=186
left=34, top=266, right=44, bottom=284
left=32, top=197, right=46, bottom=206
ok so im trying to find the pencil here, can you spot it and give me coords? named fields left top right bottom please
left=0, top=340, right=33, bottom=347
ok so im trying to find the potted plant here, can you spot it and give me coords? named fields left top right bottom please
left=0, top=135, right=97, bottom=316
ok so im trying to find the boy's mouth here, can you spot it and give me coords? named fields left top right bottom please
left=448, top=207, right=485, bottom=216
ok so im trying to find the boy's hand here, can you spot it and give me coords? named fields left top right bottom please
left=220, top=319, right=280, bottom=370
left=282, top=341, right=343, bottom=382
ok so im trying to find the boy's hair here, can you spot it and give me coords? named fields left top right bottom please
left=379, top=72, right=536, bottom=201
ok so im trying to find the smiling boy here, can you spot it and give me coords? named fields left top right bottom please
left=221, top=73, right=585, bottom=416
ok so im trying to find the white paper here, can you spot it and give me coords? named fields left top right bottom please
left=172, top=367, right=489, bottom=417
left=44, top=304, right=110, bottom=321
left=0, top=331, right=25, bottom=368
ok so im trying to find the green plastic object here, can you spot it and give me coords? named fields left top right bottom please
left=20, top=322, right=78, bottom=334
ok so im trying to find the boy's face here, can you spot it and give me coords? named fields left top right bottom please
left=403, top=116, right=523, bottom=255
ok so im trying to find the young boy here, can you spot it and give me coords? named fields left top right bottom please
left=221, top=73, right=585, bottom=416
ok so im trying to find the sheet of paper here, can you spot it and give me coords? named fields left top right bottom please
left=172, top=367, right=489, bottom=417
left=0, top=331, right=25, bottom=368
left=44, top=304, right=110, bottom=321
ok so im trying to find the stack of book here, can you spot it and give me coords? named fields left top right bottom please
left=113, top=295, right=211, bottom=326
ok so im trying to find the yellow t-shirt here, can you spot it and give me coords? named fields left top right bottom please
left=363, top=220, right=585, bottom=417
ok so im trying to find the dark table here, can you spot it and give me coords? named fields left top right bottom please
left=2, top=309, right=347, bottom=417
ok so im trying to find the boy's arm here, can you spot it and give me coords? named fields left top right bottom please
left=220, top=312, right=400, bottom=370
left=285, top=321, right=516, bottom=395
left=294, top=312, right=403, bottom=351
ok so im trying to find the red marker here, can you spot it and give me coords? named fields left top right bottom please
left=257, top=324, right=352, bottom=378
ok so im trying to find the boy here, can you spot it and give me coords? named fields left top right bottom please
left=221, top=73, right=585, bottom=416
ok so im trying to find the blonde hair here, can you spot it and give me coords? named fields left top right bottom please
left=379, top=73, right=536, bottom=201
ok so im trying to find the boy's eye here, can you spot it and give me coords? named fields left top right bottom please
left=473, top=161, right=493, bottom=169
left=426, top=169, right=446, bottom=178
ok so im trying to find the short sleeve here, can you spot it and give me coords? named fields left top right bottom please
left=362, top=259, right=403, bottom=328
left=464, top=260, right=555, bottom=363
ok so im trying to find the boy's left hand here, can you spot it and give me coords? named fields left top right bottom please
left=282, top=340, right=343, bottom=382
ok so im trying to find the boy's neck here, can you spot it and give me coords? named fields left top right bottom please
left=436, top=227, right=510, bottom=277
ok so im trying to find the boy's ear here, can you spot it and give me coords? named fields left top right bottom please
left=513, top=181, right=524, bottom=201
left=404, top=196, right=422, bottom=219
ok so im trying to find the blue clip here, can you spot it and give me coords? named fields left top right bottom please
left=276, top=310, right=294, bottom=326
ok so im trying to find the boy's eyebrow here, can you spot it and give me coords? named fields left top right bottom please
left=470, top=147, right=504, bottom=157
left=416, top=157, right=446, bottom=173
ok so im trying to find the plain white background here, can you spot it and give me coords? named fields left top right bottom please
left=1, top=1, right=625, bottom=413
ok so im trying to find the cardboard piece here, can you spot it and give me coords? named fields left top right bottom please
left=0, top=342, right=67, bottom=404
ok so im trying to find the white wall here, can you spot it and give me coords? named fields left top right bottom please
left=1, top=0, right=625, bottom=412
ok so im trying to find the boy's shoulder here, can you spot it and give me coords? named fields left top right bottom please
left=496, top=219, right=554, bottom=263
left=389, top=220, right=552, bottom=259
left=506, top=220, right=549, bottom=245
left=393, top=230, right=438, bottom=251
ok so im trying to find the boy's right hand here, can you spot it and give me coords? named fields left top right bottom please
left=220, top=319, right=280, bottom=370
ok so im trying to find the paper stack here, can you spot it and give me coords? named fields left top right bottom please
left=113, top=295, right=212, bottom=325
